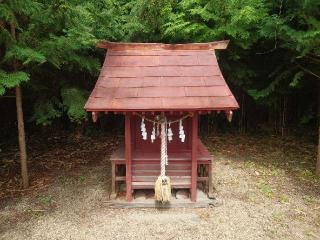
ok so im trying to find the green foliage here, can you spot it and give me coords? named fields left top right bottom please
left=0, top=0, right=100, bottom=125
left=31, top=88, right=89, bottom=125
left=0, top=3, right=18, bottom=26
left=61, top=88, right=88, bottom=124
left=126, top=0, right=173, bottom=42
left=257, top=180, right=274, bottom=198
left=289, top=72, right=303, bottom=88
left=38, top=195, right=53, bottom=206
left=0, top=0, right=319, bottom=129
left=79, top=175, right=86, bottom=182
left=0, top=70, right=29, bottom=95
left=4, top=45, right=46, bottom=65
left=6, top=0, right=42, bottom=16
left=163, top=0, right=267, bottom=46
left=31, top=97, right=62, bottom=126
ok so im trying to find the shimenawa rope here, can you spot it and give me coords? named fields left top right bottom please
left=137, top=113, right=191, bottom=202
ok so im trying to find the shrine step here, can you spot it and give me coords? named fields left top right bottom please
left=133, top=176, right=191, bottom=182
left=131, top=161, right=192, bottom=189
left=132, top=160, right=192, bottom=165
left=133, top=170, right=191, bottom=176
left=133, top=162, right=191, bottom=176
left=132, top=176, right=191, bottom=189
left=132, top=163, right=191, bottom=171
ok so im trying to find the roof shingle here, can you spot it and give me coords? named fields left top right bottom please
left=85, top=42, right=239, bottom=111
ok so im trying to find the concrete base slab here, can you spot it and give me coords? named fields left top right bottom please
left=106, top=189, right=219, bottom=208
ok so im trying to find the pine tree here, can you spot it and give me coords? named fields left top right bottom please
left=0, top=0, right=44, bottom=188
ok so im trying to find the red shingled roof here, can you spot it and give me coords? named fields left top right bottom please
left=85, top=41, right=239, bottom=112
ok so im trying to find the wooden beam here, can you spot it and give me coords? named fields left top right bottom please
left=125, top=113, right=132, bottom=201
left=97, top=40, right=230, bottom=51
left=191, top=112, right=198, bottom=202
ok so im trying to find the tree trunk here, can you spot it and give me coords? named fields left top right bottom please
left=317, top=84, right=320, bottom=175
left=16, top=86, right=29, bottom=188
left=281, top=96, right=287, bottom=137
left=10, top=23, right=29, bottom=187
left=317, top=122, right=320, bottom=175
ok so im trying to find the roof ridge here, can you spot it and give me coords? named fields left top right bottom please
left=97, top=41, right=229, bottom=51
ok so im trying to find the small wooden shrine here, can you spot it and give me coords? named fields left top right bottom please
left=85, top=41, right=239, bottom=202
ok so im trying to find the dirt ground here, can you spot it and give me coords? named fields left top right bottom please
left=0, top=133, right=319, bottom=240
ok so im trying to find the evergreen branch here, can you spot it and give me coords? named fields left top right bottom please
left=4, top=45, right=46, bottom=65
left=295, top=62, right=320, bottom=80
left=256, top=0, right=283, bottom=55
left=0, top=70, right=30, bottom=95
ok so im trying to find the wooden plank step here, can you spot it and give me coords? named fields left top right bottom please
left=132, top=164, right=191, bottom=170
left=132, top=153, right=191, bottom=161
left=132, top=157, right=191, bottom=161
left=132, top=178, right=191, bottom=189
left=133, top=170, right=191, bottom=176
left=132, top=160, right=192, bottom=165
left=132, top=184, right=191, bottom=189
left=132, top=176, right=191, bottom=182
left=133, top=169, right=191, bottom=172
left=115, top=176, right=126, bottom=181
left=104, top=200, right=215, bottom=208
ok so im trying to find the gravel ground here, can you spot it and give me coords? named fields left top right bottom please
left=0, top=135, right=319, bottom=240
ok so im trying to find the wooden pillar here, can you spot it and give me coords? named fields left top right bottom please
left=110, top=162, right=116, bottom=199
left=125, top=113, right=132, bottom=201
left=208, top=160, right=214, bottom=198
left=191, top=112, right=198, bottom=202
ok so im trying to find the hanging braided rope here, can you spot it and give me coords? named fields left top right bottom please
left=154, top=117, right=171, bottom=202
left=136, top=113, right=191, bottom=203
left=161, top=120, right=169, bottom=171
left=160, top=120, right=166, bottom=177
